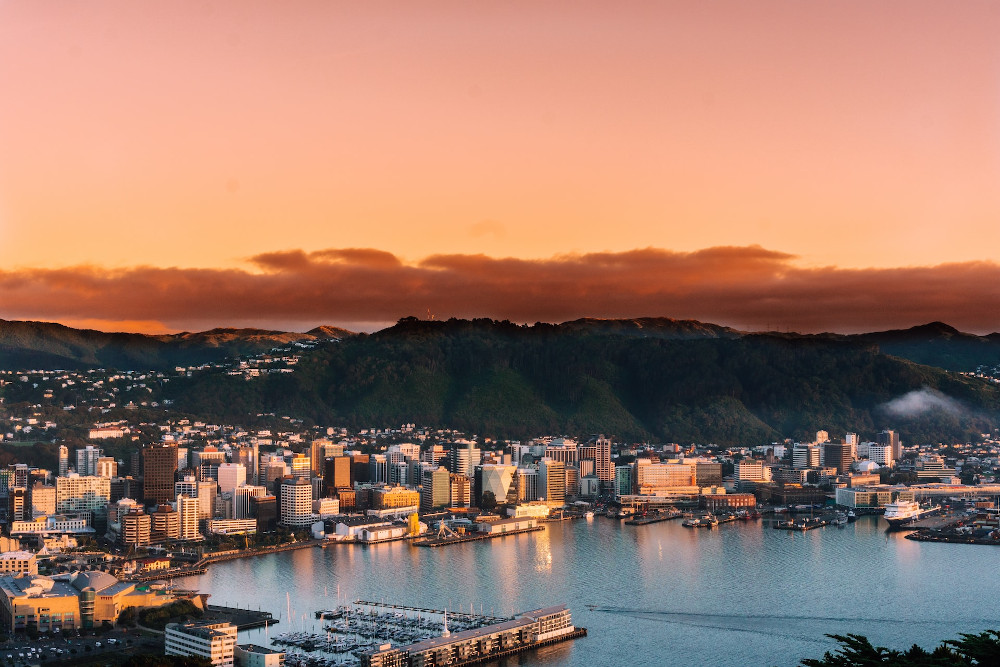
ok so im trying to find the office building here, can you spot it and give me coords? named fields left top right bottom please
left=279, top=477, right=314, bottom=528
left=75, top=446, right=102, bottom=477
left=96, top=457, right=118, bottom=479
left=420, top=466, right=451, bottom=511
left=879, top=430, right=902, bottom=462
left=143, top=444, right=179, bottom=506
left=233, top=485, right=268, bottom=520
left=176, top=494, right=201, bottom=541
left=55, top=474, right=111, bottom=517
left=823, top=443, right=853, bottom=475
left=538, top=458, right=566, bottom=507
left=58, top=445, right=69, bottom=477
left=166, top=621, right=238, bottom=667
left=218, top=463, right=247, bottom=495
left=595, top=436, right=613, bottom=482
left=792, top=444, right=821, bottom=470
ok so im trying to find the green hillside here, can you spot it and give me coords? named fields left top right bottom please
left=161, top=318, right=1000, bottom=444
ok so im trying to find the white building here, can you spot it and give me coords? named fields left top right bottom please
left=55, top=474, right=110, bottom=516
left=218, top=463, right=247, bottom=496
left=869, top=444, right=894, bottom=467
left=235, top=644, right=285, bottom=667
left=279, top=477, right=314, bottom=527
left=176, top=494, right=201, bottom=541
left=166, top=621, right=238, bottom=667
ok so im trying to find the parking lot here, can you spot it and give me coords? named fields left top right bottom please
left=1, top=627, right=160, bottom=666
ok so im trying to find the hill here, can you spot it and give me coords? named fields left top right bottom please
left=0, top=319, right=354, bottom=371
left=161, top=317, right=1000, bottom=444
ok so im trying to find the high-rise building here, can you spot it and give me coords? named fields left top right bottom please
left=96, top=457, right=117, bottom=479
left=420, top=466, right=451, bottom=511
left=449, top=474, right=470, bottom=508
left=252, top=495, right=277, bottom=533
left=217, top=463, right=247, bottom=495
left=288, top=453, right=311, bottom=479
left=279, top=477, right=314, bottom=527
left=58, top=446, right=69, bottom=477
left=151, top=504, right=181, bottom=542
left=176, top=494, right=200, bottom=541
left=595, top=436, right=613, bottom=483
left=75, top=446, right=102, bottom=477
left=878, top=430, right=901, bottom=462
left=30, top=483, right=56, bottom=517
left=55, top=474, right=111, bottom=516
left=515, top=467, right=538, bottom=502
left=448, top=441, right=481, bottom=478
left=323, top=457, right=352, bottom=496
left=614, top=465, right=633, bottom=497
left=695, top=462, right=723, bottom=488
left=869, top=443, right=894, bottom=467
left=369, top=455, right=389, bottom=484
left=232, top=485, right=268, bottom=520
left=121, top=508, right=151, bottom=547
left=475, top=464, right=516, bottom=507
left=143, top=444, right=179, bottom=506
left=538, top=458, right=566, bottom=508
left=823, top=443, right=853, bottom=475
left=792, top=444, right=821, bottom=470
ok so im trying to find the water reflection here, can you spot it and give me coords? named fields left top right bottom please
left=181, top=516, right=1000, bottom=667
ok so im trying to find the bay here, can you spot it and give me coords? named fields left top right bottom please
left=177, top=517, right=1000, bottom=666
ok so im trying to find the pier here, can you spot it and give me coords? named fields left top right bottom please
left=625, top=510, right=682, bottom=526
left=413, top=525, right=542, bottom=547
left=352, top=600, right=511, bottom=624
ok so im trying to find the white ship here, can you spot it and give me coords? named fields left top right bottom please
left=883, top=500, right=938, bottom=527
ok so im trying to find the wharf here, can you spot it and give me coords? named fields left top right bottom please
left=197, top=540, right=318, bottom=566
left=625, top=511, right=682, bottom=526
left=353, top=600, right=511, bottom=623
left=414, top=526, right=542, bottom=547
left=906, top=532, right=1000, bottom=546
left=773, top=516, right=837, bottom=531
left=446, top=627, right=588, bottom=667
left=204, top=604, right=278, bottom=630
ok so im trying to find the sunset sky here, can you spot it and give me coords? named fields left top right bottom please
left=2, top=1, right=999, bottom=334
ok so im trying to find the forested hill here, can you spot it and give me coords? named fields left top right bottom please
left=0, top=319, right=354, bottom=371
left=162, top=317, right=1000, bottom=444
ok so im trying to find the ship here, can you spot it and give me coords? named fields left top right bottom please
left=883, top=501, right=939, bottom=527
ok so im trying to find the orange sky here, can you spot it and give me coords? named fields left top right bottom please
left=2, top=2, right=1000, bottom=332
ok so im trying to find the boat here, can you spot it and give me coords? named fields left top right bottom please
left=846, top=510, right=857, bottom=523
left=584, top=511, right=595, bottom=520
left=884, top=501, right=939, bottom=527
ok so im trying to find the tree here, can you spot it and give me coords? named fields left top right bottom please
left=480, top=490, right=497, bottom=512
left=801, top=630, right=1000, bottom=666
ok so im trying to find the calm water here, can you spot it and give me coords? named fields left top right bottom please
left=177, top=517, right=1000, bottom=666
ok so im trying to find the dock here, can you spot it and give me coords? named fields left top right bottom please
left=625, top=511, right=682, bottom=526
left=413, top=526, right=542, bottom=547
left=352, top=600, right=511, bottom=624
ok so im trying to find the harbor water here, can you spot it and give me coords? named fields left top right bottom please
left=177, top=516, right=1000, bottom=666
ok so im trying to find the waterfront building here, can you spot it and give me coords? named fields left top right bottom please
left=595, top=436, right=613, bottom=483
left=373, top=485, right=421, bottom=510
left=55, top=474, right=111, bottom=517
left=420, top=466, right=451, bottom=512
left=475, top=464, right=516, bottom=507
left=538, top=458, right=566, bottom=507
left=515, top=467, right=538, bottom=502
left=634, top=459, right=697, bottom=495
left=279, top=477, right=314, bottom=528
left=361, top=605, right=581, bottom=667
left=76, top=446, right=103, bottom=477
left=0, top=571, right=180, bottom=633
left=252, top=495, right=277, bottom=533
left=205, top=519, right=258, bottom=535
left=615, top=465, right=633, bottom=497
left=235, top=644, right=285, bottom=667
left=507, top=503, right=551, bottom=519
left=144, top=444, right=179, bottom=505
left=166, top=621, right=238, bottom=667
left=700, top=493, right=755, bottom=511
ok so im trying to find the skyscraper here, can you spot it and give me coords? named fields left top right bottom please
left=878, top=430, right=901, bottom=462
left=143, top=444, right=179, bottom=506
left=595, top=436, right=613, bottom=482
left=58, top=445, right=69, bottom=477
left=75, top=446, right=102, bottom=477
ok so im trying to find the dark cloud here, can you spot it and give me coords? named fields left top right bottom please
left=2, top=247, right=1000, bottom=334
